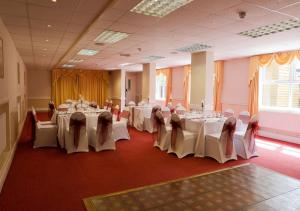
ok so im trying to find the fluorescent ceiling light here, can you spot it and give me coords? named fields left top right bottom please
left=68, top=58, right=84, bottom=63
left=77, top=49, right=98, bottom=56
left=176, top=43, right=212, bottom=53
left=238, top=18, right=300, bottom=38
left=144, top=55, right=165, bottom=60
left=94, top=30, right=129, bottom=44
left=62, top=64, right=75, bottom=68
left=131, top=0, right=194, bottom=18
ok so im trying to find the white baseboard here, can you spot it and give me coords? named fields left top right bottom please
left=258, top=130, right=300, bottom=145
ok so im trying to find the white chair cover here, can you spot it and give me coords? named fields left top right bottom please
left=167, top=113, right=197, bottom=158
left=205, top=116, right=237, bottom=163
left=223, top=108, right=234, bottom=117
left=64, top=112, right=89, bottom=154
left=89, top=111, right=115, bottom=151
left=238, top=111, right=250, bottom=124
left=138, top=101, right=146, bottom=106
left=128, top=101, right=136, bottom=106
left=144, top=106, right=161, bottom=133
left=234, top=115, right=259, bottom=159
left=176, top=106, right=186, bottom=115
left=112, top=110, right=130, bottom=141
left=153, top=111, right=171, bottom=151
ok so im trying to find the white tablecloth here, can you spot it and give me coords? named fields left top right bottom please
left=133, top=106, right=152, bottom=131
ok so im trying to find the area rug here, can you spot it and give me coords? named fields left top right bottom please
left=83, top=163, right=300, bottom=211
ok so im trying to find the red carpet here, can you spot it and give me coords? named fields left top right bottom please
left=0, top=112, right=300, bottom=211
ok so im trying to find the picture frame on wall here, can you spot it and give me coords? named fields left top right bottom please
left=0, top=37, right=3, bottom=78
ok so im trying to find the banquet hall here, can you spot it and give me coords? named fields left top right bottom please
left=1, top=0, right=300, bottom=210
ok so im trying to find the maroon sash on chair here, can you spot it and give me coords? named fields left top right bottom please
left=97, top=112, right=112, bottom=146
left=221, top=118, right=236, bottom=157
left=89, top=102, right=97, bottom=108
left=170, top=114, right=183, bottom=150
left=151, top=106, right=162, bottom=128
left=48, top=101, right=55, bottom=118
left=112, top=108, right=121, bottom=121
left=245, top=118, right=258, bottom=153
left=69, top=112, right=86, bottom=149
left=152, top=111, right=165, bottom=144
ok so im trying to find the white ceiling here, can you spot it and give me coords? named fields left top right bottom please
left=1, top=0, right=300, bottom=72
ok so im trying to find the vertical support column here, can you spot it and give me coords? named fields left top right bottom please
left=142, top=63, right=156, bottom=104
left=120, top=68, right=126, bottom=110
left=190, top=51, right=214, bottom=110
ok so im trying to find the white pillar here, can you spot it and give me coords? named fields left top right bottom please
left=190, top=51, right=214, bottom=110
left=142, top=63, right=156, bottom=104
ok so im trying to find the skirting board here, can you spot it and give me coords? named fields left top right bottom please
left=0, top=115, right=26, bottom=193
left=258, top=130, right=300, bottom=145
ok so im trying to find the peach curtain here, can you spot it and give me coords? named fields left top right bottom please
left=213, top=61, right=224, bottom=112
left=183, top=65, right=191, bottom=110
left=52, top=69, right=109, bottom=107
left=156, top=68, right=172, bottom=106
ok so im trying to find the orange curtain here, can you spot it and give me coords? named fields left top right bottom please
left=248, top=56, right=259, bottom=116
left=213, top=61, right=224, bottom=112
left=183, top=65, right=191, bottom=110
left=258, top=50, right=300, bottom=67
left=52, top=69, right=109, bottom=107
left=156, top=68, right=172, bottom=106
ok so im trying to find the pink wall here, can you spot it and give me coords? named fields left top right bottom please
left=222, top=58, right=249, bottom=116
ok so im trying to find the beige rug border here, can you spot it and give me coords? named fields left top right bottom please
left=83, top=163, right=250, bottom=211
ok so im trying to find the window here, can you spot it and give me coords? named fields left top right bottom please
left=259, top=58, right=300, bottom=112
left=155, top=73, right=167, bottom=100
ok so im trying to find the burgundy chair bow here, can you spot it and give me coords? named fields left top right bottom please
left=245, top=120, right=258, bottom=153
left=170, top=115, right=183, bottom=150
left=112, top=108, right=121, bottom=121
left=48, top=101, right=55, bottom=118
left=69, top=113, right=86, bottom=149
left=222, top=119, right=236, bottom=157
left=89, top=102, right=97, bottom=108
left=151, top=106, right=162, bottom=129
left=170, top=108, right=175, bottom=114
left=153, top=111, right=165, bottom=144
left=97, top=112, right=112, bottom=146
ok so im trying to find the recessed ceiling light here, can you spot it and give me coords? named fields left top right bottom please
left=47, top=24, right=52, bottom=27
left=62, top=64, right=75, bottom=68
left=144, top=55, right=165, bottom=60
left=238, top=18, right=300, bottom=38
left=68, top=58, right=84, bottom=63
left=77, top=49, right=99, bottom=56
left=45, top=39, right=49, bottom=42
left=94, top=30, right=129, bottom=44
left=131, top=0, right=194, bottom=18
left=176, top=43, right=212, bottom=53
left=52, top=0, right=57, bottom=2
left=43, top=48, right=47, bottom=51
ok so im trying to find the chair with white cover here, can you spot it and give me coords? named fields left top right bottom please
left=128, top=101, right=136, bottom=106
left=161, top=107, right=171, bottom=125
left=90, top=111, right=115, bottom=151
left=112, top=105, right=121, bottom=122
left=234, top=115, right=259, bottom=159
left=176, top=105, right=186, bottom=115
left=64, top=112, right=89, bottom=154
left=138, top=101, right=146, bottom=106
left=205, top=117, right=237, bottom=163
left=238, top=111, right=250, bottom=124
left=32, top=107, right=56, bottom=125
left=144, top=106, right=161, bottom=133
left=112, top=110, right=130, bottom=141
left=167, top=114, right=197, bottom=158
left=32, top=109, right=58, bottom=148
left=223, top=108, right=234, bottom=117
left=153, top=111, right=172, bottom=151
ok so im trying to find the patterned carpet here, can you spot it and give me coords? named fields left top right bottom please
left=84, top=164, right=300, bottom=211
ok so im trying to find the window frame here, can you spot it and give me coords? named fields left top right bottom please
left=155, top=73, right=167, bottom=101
left=259, top=58, right=300, bottom=113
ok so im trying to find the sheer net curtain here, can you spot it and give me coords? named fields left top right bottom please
left=213, top=61, right=224, bottom=112
left=248, top=50, right=300, bottom=116
left=52, top=69, right=109, bottom=106
left=156, top=68, right=172, bottom=106
left=183, top=65, right=191, bottom=110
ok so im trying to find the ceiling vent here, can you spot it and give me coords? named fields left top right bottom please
left=238, top=18, right=300, bottom=38
left=144, top=55, right=165, bottom=60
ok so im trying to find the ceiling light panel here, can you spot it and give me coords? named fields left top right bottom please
left=68, top=58, right=84, bottom=63
left=131, top=0, right=194, bottom=18
left=144, top=55, right=165, bottom=60
left=94, top=30, right=129, bottom=44
left=77, top=49, right=98, bottom=56
left=176, top=43, right=212, bottom=53
left=238, top=18, right=300, bottom=38
left=62, top=64, right=75, bottom=68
